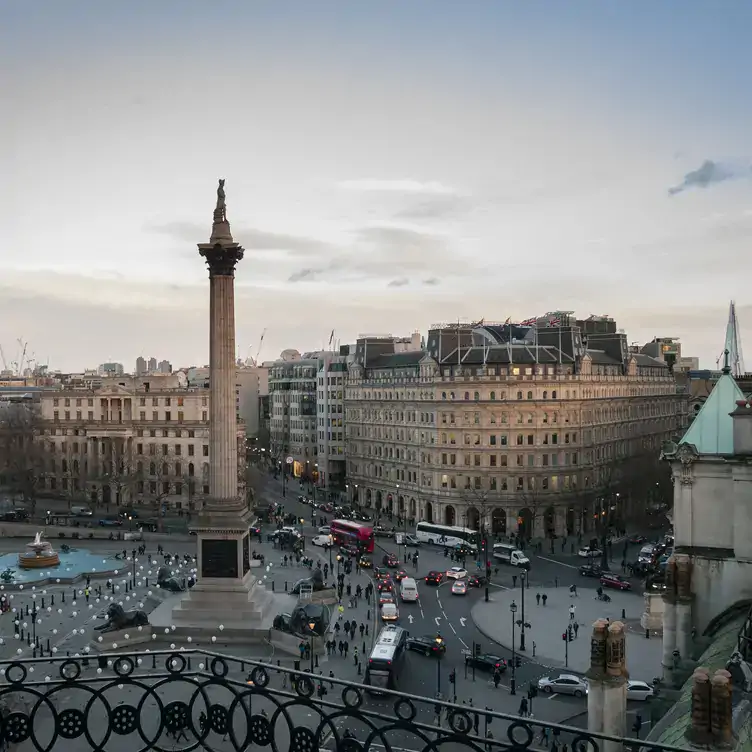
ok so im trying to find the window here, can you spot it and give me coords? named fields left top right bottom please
left=516, top=391, right=523, bottom=400
left=543, top=391, right=548, bottom=399
left=202, top=445, right=209, bottom=457
left=527, top=391, right=533, bottom=400
left=464, top=392, right=470, bottom=400
left=552, top=391, right=557, bottom=399
left=490, top=391, right=496, bottom=400
left=527, top=435, right=534, bottom=445
left=516, top=434, right=523, bottom=446
left=490, top=435, right=497, bottom=446
left=474, top=391, right=480, bottom=401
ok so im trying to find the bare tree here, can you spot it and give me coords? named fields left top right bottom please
left=0, top=403, right=46, bottom=516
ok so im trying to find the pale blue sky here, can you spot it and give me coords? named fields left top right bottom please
left=2, top=1, right=750, bottom=370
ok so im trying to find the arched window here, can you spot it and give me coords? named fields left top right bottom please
left=474, top=391, right=480, bottom=401
left=450, top=392, right=455, bottom=400
left=73, top=460, right=79, bottom=473
left=136, top=461, right=143, bottom=474
left=149, top=462, right=156, bottom=476
left=527, top=391, right=533, bottom=400
left=543, top=390, right=548, bottom=399
left=552, top=390, right=557, bottom=399
left=516, top=391, right=523, bottom=400
left=490, top=391, right=496, bottom=400
left=188, top=462, right=195, bottom=477
left=464, top=392, right=470, bottom=400
left=162, top=462, right=169, bottom=476
left=442, top=391, right=447, bottom=400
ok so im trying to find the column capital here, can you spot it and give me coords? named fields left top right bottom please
left=198, top=243, right=245, bottom=277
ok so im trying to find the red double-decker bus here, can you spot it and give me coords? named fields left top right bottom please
left=330, top=519, right=375, bottom=553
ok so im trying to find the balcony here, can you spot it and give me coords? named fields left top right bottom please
left=0, top=650, right=683, bottom=752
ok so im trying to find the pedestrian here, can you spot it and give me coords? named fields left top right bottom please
left=334, top=622, right=340, bottom=635
left=344, top=620, right=350, bottom=634
left=542, top=593, right=548, bottom=606
left=344, top=640, right=349, bottom=657
left=353, top=646, right=359, bottom=665
left=338, top=604, right=344, bottom=620
left=493, top=669, right=501, bottom=688
left=539, top=727, right=549, bottom=747
left=536, top=593, right=541, bottom=606
left=569, top=604, right=576, bottom=620
left=359, top=623, right=365, bottom=637
left=519, top=697, right=528, bottom=717
left=338, top=641, right=344, bottom=656
left=573, top=622, right=579, bottom=638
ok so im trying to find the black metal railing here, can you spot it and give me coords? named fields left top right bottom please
left=0, top=650, right=684, bottom=751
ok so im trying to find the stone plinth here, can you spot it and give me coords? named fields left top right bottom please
left=90, top=625, right=154, bottom=653
left=641, top=591, right=666, bottom=633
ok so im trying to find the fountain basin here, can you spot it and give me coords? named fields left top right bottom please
left=18, top=552, right=61, bottom=568
left=0, top=549, right=125, bottom=585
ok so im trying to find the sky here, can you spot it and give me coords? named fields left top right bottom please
left=2, top=1, right=751, bottom=373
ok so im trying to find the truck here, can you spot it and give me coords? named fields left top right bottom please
left=492, top=543, right=531, bottom=569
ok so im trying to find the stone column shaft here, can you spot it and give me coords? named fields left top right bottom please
left=208, top=273, right=238, bottom=502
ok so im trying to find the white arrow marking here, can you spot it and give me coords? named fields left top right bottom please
left=460, top=617, right=467, bottom=627
left=434, top=616, right=441, bottom=626
left=407, top=614, right=414, bottom=624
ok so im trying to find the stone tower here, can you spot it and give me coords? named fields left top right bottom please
left=171, top=180, right=271, bottom=630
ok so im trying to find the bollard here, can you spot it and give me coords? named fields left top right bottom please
left=272, top=581, right=275, bottom=592
left=62, top=592, right=65, bottom=603
left=26, top=605, right=29, bottom=616
left=188, top=658, right=192, bottom=670
left=153, top=655, right=157, bottom=669
left=357, top=662, right=362, bottom=675
left=51, top=594, right=55, bottom=606
left=621, top=608, right=626, bottom=620
left=32, top=647, right=37, bottom=659
left=145, top=578, right=148, bottom=587
left=315, top=655, right=319, bottom=668
left=47, top=639, right=51, bottom=653
left=26, top=634, right=31, bottom=647
left=41, top=597, right=45, bottom=609
left=645, top=628, right=650, bottom=639
left=285, top=582, right=288, bottom=592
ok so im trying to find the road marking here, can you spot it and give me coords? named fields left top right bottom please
left=458, top=637, right=469, bottom=649
left=434, top=617, right=441, bottom=626
left=407, top=614, right=414, bottom=624
left=419, top=607, right=424, bottom=619
left=449, top=623, right=457, bottom=634
left=548, top=693, right=560, bottom=700
left=437, top=596, right=443, bottom=609
left=441, top=611, right=447, bottom=619
left=459, top=617, right=467, bottom=627
left=536, top=555, right=578, bottom=570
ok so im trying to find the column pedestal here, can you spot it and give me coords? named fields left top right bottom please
left=662, top=598, right=677, bottom=681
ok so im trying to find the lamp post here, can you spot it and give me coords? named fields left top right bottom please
left=510, top=601, right=517, bottom=695
left=308, top=621, right=316, bottom=673
left=519, top=570, right=527, bottom=651
left=336, top=553, right=342, bottom=577
left=435, top=633, right=444, bottom=695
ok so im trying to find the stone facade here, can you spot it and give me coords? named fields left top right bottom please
left=33, top=382, right=245, bottom=509
left=345, top=322, right=687, bottom=537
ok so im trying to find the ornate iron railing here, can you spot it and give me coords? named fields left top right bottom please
left=0, top=650, right=684, bottom=751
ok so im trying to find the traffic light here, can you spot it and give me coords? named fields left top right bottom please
left=515, top=656, right=522, bottom=669
left=449, top=669, right=456, bottom=685
left=474, top=643, right=482, bottom=657
left=568, top=628, right=574, bottom=642
left=562, top=632, right=567, bottom=641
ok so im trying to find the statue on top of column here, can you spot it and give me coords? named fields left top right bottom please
left=215, top=179, right=227, bottom=222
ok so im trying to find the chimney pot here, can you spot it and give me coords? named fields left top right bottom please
left=687, top=669, right=712, bottom=745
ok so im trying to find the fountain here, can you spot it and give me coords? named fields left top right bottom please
left=18, top=532, right=61, bottom=569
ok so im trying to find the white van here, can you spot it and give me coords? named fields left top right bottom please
left=400, top=577, right=419, bottom=602
left=71, top=505, right=92, bottom=517
left=492, top=543, right=531, bottom=569
left=381, top=603, right=400, bottom=622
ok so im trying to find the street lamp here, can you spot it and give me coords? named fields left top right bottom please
left=510, top=601, right=517, bottom=695
left=308, top=621, right=316, bottom=673
left=435, top=633, right=444, bottom=695
left=336, top=553, right=342, bottom=577
left=519, top=571, right=527, bottom=651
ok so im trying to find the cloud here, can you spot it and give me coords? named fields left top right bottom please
left=668, top=159, right=751, bottom=195
left=288, top=268, right=326, bottom=283
left=146, top=221, right=331, bottom=257
left=395, top=193, right=470, bottom=220
left=338, top=179, right=455, bottom=195
left=423, top=278, right=440, bottom=286
left=388, top=278, right=409, bottom=287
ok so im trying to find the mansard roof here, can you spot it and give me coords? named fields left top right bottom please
left=679, top=369, right=744, bottom=455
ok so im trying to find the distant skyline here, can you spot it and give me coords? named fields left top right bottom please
left=3, top=1, right=751, bottom=372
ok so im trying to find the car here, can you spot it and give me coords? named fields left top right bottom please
left=377, top=578, right=394, bottom=593
left=454, top=544, right=475, bottom=558
left=378, top=591, right=396, bottom=608
left=467, top=574, right=487, bottom=588
left=382, top=553, right=399, bottom=568
left=311, top=534, right=332, bottom=548
left=626, top=680, right=655, bottom=701
left=451, top=580, right=468, bottom=595
left=381, top=603, right=399, bottom=621
left=403, top=534, right=422, bottom=547
left=579, top=564, right=604, bottom=578
left=407, top=635, right=447, bottom=657
left=464, top=653, right=507, bottom=673
left=358, top=556, right=372, bottom=568
left=446, top=567, right=468, bottom=580
left=425, top=571, right=444, bottom=586
left=578, top=547, right=602, bottom=559
left=340, top=544, right=359, bottom=558
left=537, top=674, right=589, bottom=697
left=118, top=509, right=139, bottom=520
left=628, top=534, right=647, bottom=544
left=600, top=573, right=632, bottom=591
left=98, top=518, right=123, bottom=527
left=393, top=569, right=409, bottom=582
left=318, top=526, right=331, bottom=535
left=374, top=567, right=389, bottom=580
left=374, top=526, right=394, bottom=539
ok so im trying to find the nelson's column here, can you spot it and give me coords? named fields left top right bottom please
left=171, top=180, right=272, bottom=631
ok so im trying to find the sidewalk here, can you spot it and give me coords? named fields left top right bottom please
left=471, top=584, right=662, bottom=680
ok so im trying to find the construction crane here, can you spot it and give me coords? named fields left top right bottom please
left=0, top=345, right=7, bottom=372
left=17, top=339, right=28, bottom=374
left=254, top=329, right=266, bottom=364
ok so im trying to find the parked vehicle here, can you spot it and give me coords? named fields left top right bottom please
left=492, top=543, right=531, bottom=569
left=578, top=547, right=602, bottom=559
left=626, top=680, right=655, bottom=701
